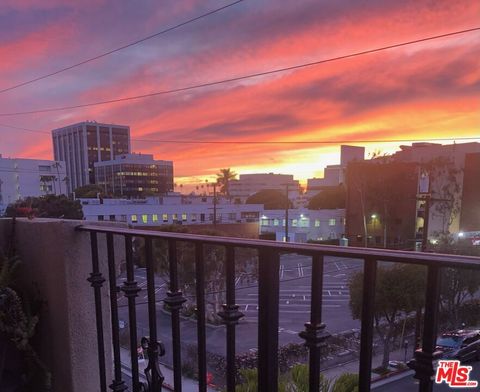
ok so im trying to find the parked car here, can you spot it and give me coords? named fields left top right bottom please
left=436, top=329, right=480, bottom=362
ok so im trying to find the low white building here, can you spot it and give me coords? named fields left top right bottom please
left=259, top=208, right=345, bottom=243
left=80, top=196, right=263, bottom=226
left=0, top=155, right=67, bottom=208
left=229, top=173, right=300, bottom=202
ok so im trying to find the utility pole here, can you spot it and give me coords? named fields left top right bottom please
left=213, top=182, right=217, bottom=226
left=284, top=183, right=290, bottom=242
left=421, top=194, right=431, bottom=252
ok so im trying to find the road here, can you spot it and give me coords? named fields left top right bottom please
left=117, top=253, right=362, bottom=360
left=375, top=362, right=480, bottom=391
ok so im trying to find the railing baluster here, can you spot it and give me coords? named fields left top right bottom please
left=258, top=248, right=280, bottom=392
left=143, top=237, right=165, bottom=391
left=299, top=254, right=330, bottom=391
left=218, top=246, right=244, bottom=392
left=163, top=239, right=187, bottom=392
left=195, top=242, right=208, bottom=392
left=358, top=257, right=377, bottom=392
left=121, top=235, right=141, bottom=392
left=106, top=233, right=128, bottom=391
left=87, top=232, right=107, bottom=392
left=413, top=265, right=441, bottom=392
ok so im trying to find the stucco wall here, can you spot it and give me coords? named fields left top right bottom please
left=0, top=218, right=127, bottom=392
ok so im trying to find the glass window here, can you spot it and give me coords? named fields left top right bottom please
left=315, top=219, right=321, bottom=227
left=98, top=215, right=104, bottom=221
left=299, top=218, right=310, bottom=227
left=162, top=214, right=168, bottom=222
left=131, top=214, right=138, bottom=223
left=181, top=213, right=187, bottom=221
left=191, top=213, right=197, bottom=222
left=142, top=215, right=148, bottom=223
left=274, top=219, right=279, bottom=226
left=329, top=218, right=336, bottom=226
left=152, top=214, right=158, bottom=222
left=261, top=218, right=269, bottom=226
left=292, top=219, right=298, bottom=227
left=172, top=213, right=178, bottom=221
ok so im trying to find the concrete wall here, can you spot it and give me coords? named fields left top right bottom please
left=0, top=218, right=127, bottom=392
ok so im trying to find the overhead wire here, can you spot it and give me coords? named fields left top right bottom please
left=0, top=26, right=478, bottom=117
left=0, top=0, right=245, bottom=94
left=0, top=122, right=478, bottom=145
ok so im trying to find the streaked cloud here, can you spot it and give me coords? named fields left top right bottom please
left=1, top=0, right=479, bottom=185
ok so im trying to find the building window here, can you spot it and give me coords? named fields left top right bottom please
left=315, top=219, right=320, bottom=227
left=261, top=218, right=269, bottom=226
left=299, top=218, right=310, bottom=227
left=172, top=213, right=178, bottom=221
left=142, top=215, right=148, bottom=223
left=274, top=219, right=279, bottom=226
left=181, top=213, right=187, bottom=221
left=152, top=214, right=158, bottom=222
left=109, top=215, right=116, bottom=221
left=120, top=215, right=127, bottom=222
left=292, top=219, right=298, bottom=227
left=329, top=218, right=336, bottom=226
left=191, top=213, right=197, bottom=222
left=98, top=215, right=104, bottom=221
left=162, top=214, right=168, bottom=222
left=228, top=213, right=236, bottom=221
left=200, top=213, right=205, bottom=222
left=131, top=215, right=138, bottom=223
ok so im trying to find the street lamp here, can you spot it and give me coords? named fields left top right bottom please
left=371, top=214, right=378, bottom=242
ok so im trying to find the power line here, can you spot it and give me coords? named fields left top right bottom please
left=0, top=26, right=478, bottom=117
left=0, top=122, right=48, bottom=134
left=0, top=122, right=479, bottom=145
left=0, top=0, right=244, bottom=95
left=130, top=136, right=480, bottom=145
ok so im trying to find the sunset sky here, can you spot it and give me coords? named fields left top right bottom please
left=0, top=0, right=479, bottom=189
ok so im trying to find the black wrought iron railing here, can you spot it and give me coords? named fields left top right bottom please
left=77, top=224, right=480, bottom=392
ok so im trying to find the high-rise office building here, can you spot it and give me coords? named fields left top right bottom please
left=52, top=121, right=130, bottom=193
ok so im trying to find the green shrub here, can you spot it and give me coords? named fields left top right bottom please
left=332, top=373, right=359, bottom=392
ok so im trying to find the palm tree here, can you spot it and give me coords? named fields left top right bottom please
left=216, top=168, right=237, bottom=197
left=51, top=162, right=63, bottom=194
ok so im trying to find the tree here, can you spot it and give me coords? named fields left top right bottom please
left=133, top=225, right=257, bottom=323
left=5, top=195, right=83, bottom=219
left=39, top=175, right=56, bottom=195
left=349, top=264, right=426, bottom=369
left=51, top=162, right=63, bottom=194
left=346, top=158, right=417, bottom=248
left=216, top=168, right=237, bottom=197
left=73, top=184, right=105, bottom=198
left=433, top=235, right=480, bottom=328
left=308, top=185, right=346, bottom=209
left=420, top=157, right=462, bottom=236
left=246, top=189, right=292, bottom=210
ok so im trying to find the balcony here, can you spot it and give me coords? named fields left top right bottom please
left=0, top=218, right=479, bottom=391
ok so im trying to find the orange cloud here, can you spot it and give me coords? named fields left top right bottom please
left=1, top=0, right=479, bottom=184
